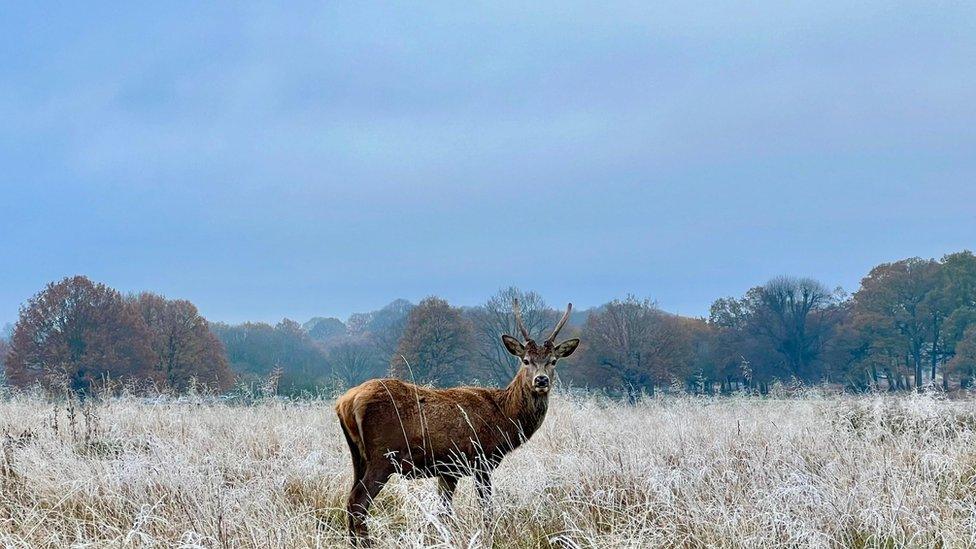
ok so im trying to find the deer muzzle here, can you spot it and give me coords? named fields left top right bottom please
left=533, top=375, right=550, bottom=392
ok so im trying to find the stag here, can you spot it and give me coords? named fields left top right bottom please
left=335, top=300, right=579, bottom=544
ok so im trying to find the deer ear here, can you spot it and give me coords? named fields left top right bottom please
left=553, top=338, right=580, bottom=358
left=501, top=335, right=525, bottom=357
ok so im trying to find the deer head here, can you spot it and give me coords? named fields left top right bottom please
left=501, top=300, right=580, bottom=394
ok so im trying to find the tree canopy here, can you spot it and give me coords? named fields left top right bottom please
left=6, top=276, right=155, bottom=391
left=390, top=297, right=475, bottom=386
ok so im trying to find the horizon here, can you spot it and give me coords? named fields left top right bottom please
left=1, top=248, right=970, bottom=328
left=3, top=2, right=975, bottom=326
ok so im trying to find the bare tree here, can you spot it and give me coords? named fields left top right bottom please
left=327, top=338, right=387, bottom=388
left=749, top=276, right=838, bottom=380
left=348, top=299, right=414, bottom=363
left=469, top=287, right=559, bottom=385
left=576, top=296, right=693, bottom=398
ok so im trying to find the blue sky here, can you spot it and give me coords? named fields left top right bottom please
left=1, top=2, right=974, bottom=324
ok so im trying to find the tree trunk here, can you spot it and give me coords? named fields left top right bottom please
left=912, top=348, right=923, bottom=392
left=931, top=316, right=941, bottom=383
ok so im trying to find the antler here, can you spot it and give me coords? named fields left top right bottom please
left=546, top=303, right=573, bottom=343
left=512, top=298, right=531, bottom=341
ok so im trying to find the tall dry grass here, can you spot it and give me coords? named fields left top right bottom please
left=1, top=389, right=975, bottom=548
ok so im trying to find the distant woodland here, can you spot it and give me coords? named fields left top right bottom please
left=2, top=251, right=975, bottom=396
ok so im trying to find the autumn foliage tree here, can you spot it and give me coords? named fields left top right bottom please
left=851, top=258, right=940, bottom=390
left=845, top=253, right=976, bottom=391
left=5, top=277, right=232, bottom=393
left=132, top=292, right=234, bottom=391
left=5, top=276, right=155, bottom=391
left=391, top=297, right=475, bottom=386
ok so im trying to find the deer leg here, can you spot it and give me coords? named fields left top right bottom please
left=340, top=422, right=367, bottom=482
left=474, top=470, right=493, bottom=524
left=347, top=465, right=392, bottom=547
left=437, top=475, right=459, bottom=515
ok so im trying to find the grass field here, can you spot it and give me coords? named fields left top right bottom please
left=1, top=389, right=975, bottom=548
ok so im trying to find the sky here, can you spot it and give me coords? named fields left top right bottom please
left=1, top=2, right=975, bottom=325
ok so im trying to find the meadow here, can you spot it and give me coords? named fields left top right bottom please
left=1, top=389, right=975, bottom=548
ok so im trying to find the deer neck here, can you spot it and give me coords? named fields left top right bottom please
left=497, top=368, right=550, bottom=442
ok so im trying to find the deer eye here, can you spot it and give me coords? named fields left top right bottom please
left=522, top=358, right=530, bottom=365
left=550, top=360, right=557, bottom=365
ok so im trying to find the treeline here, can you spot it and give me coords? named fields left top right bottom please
left=209, top=299, right=412, bottom=393
left=1, top=251, right=975, bottom=395
left=700, top=251, right=976, bottom=393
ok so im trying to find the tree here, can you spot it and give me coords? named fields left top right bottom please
left=0, top=336, right=10, bottom=376
left=468, top=287, right=560, bottom=386
left=211, top=322, right=275, bottom=380
left=852, top=259, right=940, bottom=390
left=304, top=317, right=348, bottom=347
left=948, top=326, right=976, bottom=388
left=212, top=319, right=329, bottom=393
left=706, top=296, right=763, bottom=391
left=349, top=299, right=414, bottom=363
left=390, top=297, right=475, bottom=386
left=679, top=316, right=721, bottom=394
left=132, top=293, right=234, bottom=392
left=709, top=297, right=746, bottom=329
left=5, top=276, right=155, bottom=391
left=573, top=297, right=694, bottom=398
left=327, top=338, right=388, bottom=388
left=707, top=295, right=769, bottom=391
left=932, top=251, right=976, bottom=388
left=746, top=277, right=838, bottom=381
left=706, top=277, right=842, bottom=391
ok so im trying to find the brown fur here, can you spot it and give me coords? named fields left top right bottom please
left=336, top=301, right=578, bottom=545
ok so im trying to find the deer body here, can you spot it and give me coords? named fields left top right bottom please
left=337, top=371, right=547, bottom=477
left=336, top=301, right=579, bottom=545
